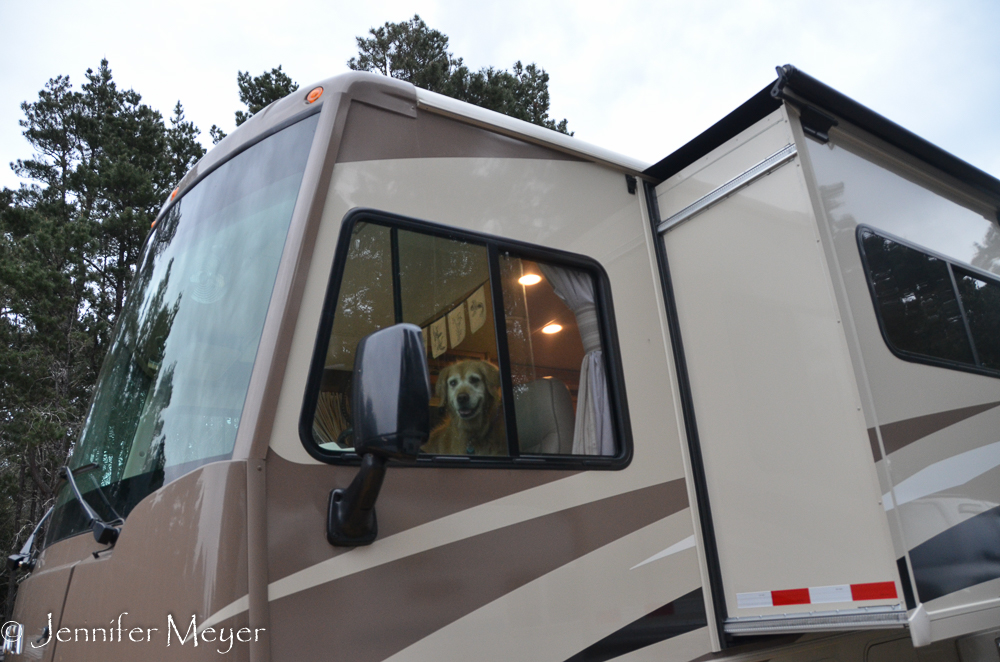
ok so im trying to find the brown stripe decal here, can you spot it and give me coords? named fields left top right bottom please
left=565, top=588, right=706, bottom=662
left=267, top=450, right=579, bottom=581
left=336, top=101, right=581, bottom=164
left=270, top=479, right=687, bottom=662
left=876, top=400, right=1000, bottom=456
left=868, top=427, right=881, bottom=462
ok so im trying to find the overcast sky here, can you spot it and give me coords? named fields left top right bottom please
left=2, top=0, right=998, bottom=192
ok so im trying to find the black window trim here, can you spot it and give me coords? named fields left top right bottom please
left=298, top=208, right=634, bottom=470
left=857, top=223, right=1000, bottom=380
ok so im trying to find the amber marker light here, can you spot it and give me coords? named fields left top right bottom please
left=542, top=323, right=563, bottom=334
left=518, top=274, right=542, bottom=286
left=306, top=87, right=324, bottom=104
left=171, top=188, right=178, bottom=200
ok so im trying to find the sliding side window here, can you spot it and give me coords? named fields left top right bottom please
left=859, top=226, right=1000, bottom=377
left=301, top=214, right=625, bottom=465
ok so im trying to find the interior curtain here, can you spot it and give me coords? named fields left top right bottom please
left=539, top=264, right=614, bottom=455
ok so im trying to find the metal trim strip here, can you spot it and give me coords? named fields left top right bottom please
left=643, top=181, right=727, bottom=646
left=724, top=605, right=906, bottom=635
left=657, top=143, right=798, bottom=234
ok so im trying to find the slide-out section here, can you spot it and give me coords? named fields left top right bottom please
left=800, top=122, right=1000, bottom=644
left=654, top=107, right=903, bottom=636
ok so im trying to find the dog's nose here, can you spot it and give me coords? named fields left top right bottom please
left=457, top=393, right=470, bottom=406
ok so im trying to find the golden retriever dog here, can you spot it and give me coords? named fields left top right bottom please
left=423, top=360, right=506, bottom=456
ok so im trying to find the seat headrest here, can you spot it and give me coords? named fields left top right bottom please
left=514, top=378, right=575, bottom=455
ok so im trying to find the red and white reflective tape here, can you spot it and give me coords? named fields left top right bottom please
left=736, top=582, right=898, bottom=609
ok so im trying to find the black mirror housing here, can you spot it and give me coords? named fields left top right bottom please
left=352, top=323, right=430, bottom=459
left=328, top=323, right=430, bottom=546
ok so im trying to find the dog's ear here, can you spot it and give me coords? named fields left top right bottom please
left=435, top=364, right=452, bottom=405
left=480, top=362, right=503, bottom=421
left=482, top=361, right=501, bottom=394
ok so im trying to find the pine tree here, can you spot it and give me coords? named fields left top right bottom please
left=235, top=66, right=299, bottom=126
left=211, top=65, right=300, bottom=143
left=349, top=15, right=571, bottom=134
left=167, top=102, right=207, bottom=186
left=349, top=15, right=457, bottom=94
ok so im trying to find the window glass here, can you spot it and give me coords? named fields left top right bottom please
left=499, top=255, right=613, bottom=455
left=860, top=228, right=974, bottom=365
left=313, top=223, right=507, bottom=456
left=314, top=222, right=394, bottom=446
left=954, top=267, right=1000, bottom=371
left=859, top=227, right=1000, bottom=378
left=306, top=217, right=620, bottom=462
left=47, top=114, right=319, bottom=546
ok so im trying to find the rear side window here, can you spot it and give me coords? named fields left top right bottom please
left=300, top=212, right=628, bottom=466
left=954, top=267, right=1000, bottom=371
left=858, top=226, right=1000, bottom=377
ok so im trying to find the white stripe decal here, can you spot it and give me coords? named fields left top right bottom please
left=630, top=535, right=696, bottom=570
left=737, top=581, right=897, bottom=609
left=883, top=439, right=1000, bottom=511
left=809, top=584, right=852, bottom=604
left=197, top=594, right=249, bottom=633
left=737, top=591, right=773, bottom=609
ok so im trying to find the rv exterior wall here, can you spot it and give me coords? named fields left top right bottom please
left=656, top=107, right=902, bottom=628
left=798, top=110, right=1000, bottom=646
left=259, top=97, right=710, bottom=660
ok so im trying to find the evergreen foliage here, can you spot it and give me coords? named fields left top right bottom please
left=235, top=66, right=299, bottom=126
left=349, top=15, right=571, bottom=134
left=210, top=65, right=300, bottom=144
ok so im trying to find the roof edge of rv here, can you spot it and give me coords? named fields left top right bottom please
left=642, top=82, right=781, bottom=186
left=413, top=87, right=652, bottom=175
left=153, top=72, right=420, bottom=223
left=644, top=64, right=1000, bottom=211
left=154, top=71, right=653, bottom=225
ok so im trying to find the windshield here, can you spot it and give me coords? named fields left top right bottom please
left=45, top=114, right=319, bottom=546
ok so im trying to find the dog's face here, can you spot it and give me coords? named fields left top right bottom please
left=436, top=361, right=500, bottom=421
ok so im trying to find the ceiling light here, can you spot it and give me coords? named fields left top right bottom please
left=518, top=274, right=542, bottom=286
left=542, top=323, right=562, bottom=334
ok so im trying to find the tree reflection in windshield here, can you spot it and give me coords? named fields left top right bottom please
left=46, top=113, right=319, bottom=546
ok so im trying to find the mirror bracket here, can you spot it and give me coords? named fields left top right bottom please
left=327, top=454, right=386, bottom=546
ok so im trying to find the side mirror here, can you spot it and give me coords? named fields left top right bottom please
left=327, top=324, right=430, bottom=546
left=351, top=323, right=431, bottom=458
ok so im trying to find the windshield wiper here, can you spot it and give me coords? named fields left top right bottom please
left=6, top=506, right=53, bottom=572
left=60, top=464, right=122, bottom=546
left=67, top=463, right=122, bottom=521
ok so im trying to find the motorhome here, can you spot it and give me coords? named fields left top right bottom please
left=6, top=64, right=1000, bottom=662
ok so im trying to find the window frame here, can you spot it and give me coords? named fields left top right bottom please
left=857, top=223, right=1000, bottom=380
left=299, top=208, right=633, bottom=469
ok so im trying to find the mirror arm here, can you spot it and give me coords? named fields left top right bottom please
left=327, top=454, right=387, bottom=546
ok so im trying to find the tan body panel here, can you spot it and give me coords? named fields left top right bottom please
left=10, top=461, right=252, bottom=661
left=251, top=94, right=709, bottom=660
left=9, top=564, right=74, bottom=662
left=799, top=118, right=1000, bottom=643
left=656, top=108, right=901, bottom=623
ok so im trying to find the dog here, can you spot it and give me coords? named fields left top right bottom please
left=422, top=360, right=506, bottom=456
